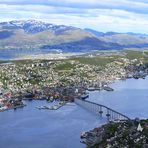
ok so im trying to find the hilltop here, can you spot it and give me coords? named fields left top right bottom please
left=0, top=20, right=148, bottom=54
left=0, top=20, right=116, bottom=52
left=85, top=28, right=148, bottom=47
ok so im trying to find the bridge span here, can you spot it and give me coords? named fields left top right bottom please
left=75, top=98, right=130, bottom=121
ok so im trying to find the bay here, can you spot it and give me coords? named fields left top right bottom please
left=0, top=77, right=148, bottom=148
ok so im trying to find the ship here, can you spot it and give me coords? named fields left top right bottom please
left=81, top=94, right=89, bottom=100
left=103, top=86, right=114, bottom=91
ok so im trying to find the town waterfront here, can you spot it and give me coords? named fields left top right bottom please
left=0, top=77, right=148, bottom=148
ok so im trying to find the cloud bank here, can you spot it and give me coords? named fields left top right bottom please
left=0, top=0, right=148, bottom=33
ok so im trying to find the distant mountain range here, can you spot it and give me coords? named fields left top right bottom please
left=84, top=28, right=148, bottom=46
left=0, top=20, right=148, bottom=53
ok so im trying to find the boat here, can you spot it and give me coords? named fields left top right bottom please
left=24, top=93, right=35, bottom=99
left=43, top=106, right=50, bottom=109
left=87, top=87, right=95, bottom=91
left=103, top=86, right=114, bottom=91
left=36, top=106, right=50, bottom=110
left=95, top=87, right=101, bottom=91
left=52, top=105, right=59, bottom=110
left=81, top=94, right=89, bottom=100
left=47, top=97, right=54, bottom=103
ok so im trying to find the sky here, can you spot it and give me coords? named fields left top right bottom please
left=0, top=0, right=148, bottom=33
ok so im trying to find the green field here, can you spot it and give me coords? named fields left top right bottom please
left=1, top=50, right=148, bottom=67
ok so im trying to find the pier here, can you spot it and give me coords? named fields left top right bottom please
left=75, top=98, right=130, bottom=121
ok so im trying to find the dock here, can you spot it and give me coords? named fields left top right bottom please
left=36, top=101, right=66, bottom=110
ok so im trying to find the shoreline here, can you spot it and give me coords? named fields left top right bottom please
left=0, top=104, right=26, bottom=112
left=81, top=119, right=148, bottom=147
left=0, top=60, right=148, bottom=112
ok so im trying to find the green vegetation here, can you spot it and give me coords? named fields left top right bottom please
left=124, top=50, right=144, bottom=59
left=72, top=56, right=119, bottom=66
left=54, top=62, right=75, bottom=70
left=1, top=50, right=147, bottom=66
left=84, top=120, right=148, bottom=148
left=105, top=123, right=119, bottom=137
left=120, top=50, right=148, bottom=64
left=70, top=50, right=148, bottom=67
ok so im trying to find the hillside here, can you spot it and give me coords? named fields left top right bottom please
left=0, top=20, right=148, bottom=55
left=85, top=28, right=148, bottom=46
left=41, top=37, right=121, bottom=52
left=0, top=20, right=109, bottom=51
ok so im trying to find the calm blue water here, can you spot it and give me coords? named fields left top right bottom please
left=0, top=77, right=148, bottom=148
left=0, top=101, right=105, bottom=148
left=0, top=49, right=84, bottom=60
left=0, top=49, right=44, bottom=60
left=88, top=76, right=148, bottom=119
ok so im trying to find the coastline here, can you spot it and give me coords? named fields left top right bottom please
left=81, top=76, right=148, bottom=147
left=0, top=55, right=148, bottom=112
left=0, top=62, right=147, bottom=148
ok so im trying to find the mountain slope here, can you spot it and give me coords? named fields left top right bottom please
left=42, top=37, right=122, bottom=52
left=0, top=20, right=148, bottom=54
left=0, top=20, right=96, bottom=49
left=0, top=20, right=122, bottom=52
left=85, top=28, right=148, bottom=46
left=99, top=34, right=148, bottom=46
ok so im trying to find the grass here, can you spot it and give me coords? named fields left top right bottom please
left=122, top=50, right=148, bottom=64
left=54, top=62, right=75, bottom=70
left=71, top=56, right=119, bottom=66
left=1, top=49, right=148, bottom=67
left=123, top=50, right=144, bottom=60
left=69, top=50, right=148, bottom=67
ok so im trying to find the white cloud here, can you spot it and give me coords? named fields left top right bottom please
left=0, top=0, right=148, bottom=14
left=0, top=0, right=148, bottom=33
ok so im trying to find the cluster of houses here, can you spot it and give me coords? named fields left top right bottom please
left=81, top=119, right=148, bottom=147
left=0, top=57, right=147, bottom=111
left=0, top=90, right=25, bottom=112
left=0, top=59, right=125, bottom=93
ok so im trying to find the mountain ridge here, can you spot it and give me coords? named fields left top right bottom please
left=84, top=28, right=148, bottom=46
left=0, top=20, right=148, bottom=53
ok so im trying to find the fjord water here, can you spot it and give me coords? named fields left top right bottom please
left=0, top=49, right=59, bottom=60
left=0, top=77, right=148, bottom=148
left=89, top=76, right=148, bottom=119
left=0, top=101, right=105, bottom=148
left=0, top=49, right=34, bottom=60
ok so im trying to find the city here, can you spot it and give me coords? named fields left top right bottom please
left=0, top=0, right=148, bottom=147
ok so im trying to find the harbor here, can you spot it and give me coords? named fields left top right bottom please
left=0, top=51, right=148, bottom=113
left=0, top=77, right=148, bottom=148
left=36, top=101, right=66, bottom=110
left=0, top=51, right=148, bottom=148
left=0, top=3, right=147, bottom=147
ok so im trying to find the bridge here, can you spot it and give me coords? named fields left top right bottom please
left=75, top=98, right=130, bottom=121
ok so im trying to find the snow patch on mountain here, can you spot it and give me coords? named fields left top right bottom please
left=0, top=20, right=77, bottom=34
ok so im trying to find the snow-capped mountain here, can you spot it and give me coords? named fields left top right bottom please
left=0, top=20, right=76, bottom=34
left=0, top=20, right=148, bottom=54
left=0, top=20, right=103, bottom=52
